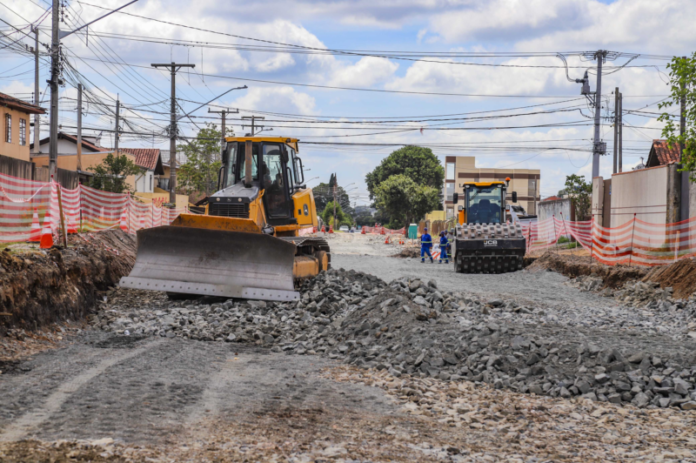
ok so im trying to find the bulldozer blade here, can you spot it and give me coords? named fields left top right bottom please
left=119, top=226, right=299, bottom=302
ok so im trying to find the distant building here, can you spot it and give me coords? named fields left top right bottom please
left=0, top=92, right=45, bottom=162
left=646, top=140, right=681, bottom=168
left=443, top=156, right=541, bottom=219
left=121, top=148, right=165, bottom=194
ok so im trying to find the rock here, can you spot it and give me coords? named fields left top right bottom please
left=526, top=353, right=541, bottom=366
left=632, top=392, right=650, bottom=408
left=627, top=352, right=644, bottom=363
left=413, top=296, right=428, bottom=306
left=674, top=378, right=692, bottom=396
left=607, top=393, right=622, bottom=404
left=595, top=373, right=609, bottom=384
left=681, top=401, right=696, bottom=410
left=577, top=381, right=591, bottom=394
left=511, top=336, right=530, bottom=349
left=409, top=280, right=423, bottom=292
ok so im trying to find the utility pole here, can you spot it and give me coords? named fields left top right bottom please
left=242, top=115, right=265, bottom=136
left=591, top=50, right=607, bottom=179
left=333, top=173, right=337, bottom=231
left=152, top=62, right=195, bottom=203
left=48, top=0, right=60, bottom=178
left=76, top=83, right=82, bottom=171
left=680, top=56, right=689, bottom=220
left=114, top=98, right=120, bottom=152
left=618, top=92, right=623, bottom=173
left=208, top=107, right=238, bottom=195
left=32, top=25, right=40, bottom=154
left=613, top=87, right=619, bottom=174
left=47, top=0, right=139, bottom=176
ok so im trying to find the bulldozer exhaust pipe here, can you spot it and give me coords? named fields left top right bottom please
left=244, top=140, right=252, bottom=188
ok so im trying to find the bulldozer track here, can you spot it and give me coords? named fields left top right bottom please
left=280, top=236, right=332, bottom=269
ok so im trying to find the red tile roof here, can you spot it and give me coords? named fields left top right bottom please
left=121, top=148, right=164, bottom=174
left=541, top=196, right=561, bottom=202
left=0, top=92, right=45, bottom=115
left=646, top=139, right=681, bottom=167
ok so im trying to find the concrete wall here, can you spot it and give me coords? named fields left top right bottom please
left=0, top=106, right=32, bottom=162
left=592, top=177, right=605, bottom=227
left=134, top=191, right=188, bottom=210
left=610, top=165, right=668, bottom=228
left=538, top=198, right=572, bottom=222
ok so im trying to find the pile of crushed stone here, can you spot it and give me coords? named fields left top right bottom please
left=95, top=268, right=696, bottom=410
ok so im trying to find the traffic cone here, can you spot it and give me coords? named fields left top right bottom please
left=329, top=226, right=334, bottom=234
left=361, top=227, right=366, bottom=235
left=39, top=210, right=54, bottom=249
left=67, top=210, right=78, bottom=234
left=384, top=236, right=390, bottom=245
left=28, top=208, right=41, bottom=242
left=380, top=227, right=386, bottom=235
left=120, top=209, right=128, bottom=232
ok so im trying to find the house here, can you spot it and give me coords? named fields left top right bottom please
left=121, top=148, right=164, bottom=194
left=646, top=140, right=681, bottom=168
left=31, top=132, right=119, bottom=185
left=0, top=92, right=45, bottom=162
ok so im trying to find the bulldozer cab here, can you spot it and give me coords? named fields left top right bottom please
left=454, top=181, right=517, bottom=225
left=217, top=137, right=306, bottom=224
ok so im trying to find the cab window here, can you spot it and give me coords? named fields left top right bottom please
left=237, top=143, right=259, bottom=182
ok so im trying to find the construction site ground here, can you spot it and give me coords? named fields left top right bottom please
left=1, top=231, right=696, bottom=462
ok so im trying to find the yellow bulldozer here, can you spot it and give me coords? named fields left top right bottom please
left=119, top=136, right=330, bottom=302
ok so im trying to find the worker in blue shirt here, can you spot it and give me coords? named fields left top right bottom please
left=439, top=231, right=450, bottom=264
left=421, top=227, right=433, bottom=263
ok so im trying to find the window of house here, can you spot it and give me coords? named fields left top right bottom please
left=446, top=182, right=454, bottom=201
left=4, top=114, right=11, bottom=143
left=19, top=119, right=26, bottom=146
left=446, top=162, right=455, bottom=180
left=446, top=207, right=454, bottom=219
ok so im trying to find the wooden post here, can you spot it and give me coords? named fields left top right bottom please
left=628, top=213, right=636, bottom=267
left=56, top=181, right=68, bottom=247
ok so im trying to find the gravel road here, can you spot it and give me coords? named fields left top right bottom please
left=332, top=251, right=615, bottom=311
left=0, top=332, right=397, bottom=446
left=2, top=233, right=696, bottom=461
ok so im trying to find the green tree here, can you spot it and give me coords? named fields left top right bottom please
left=321, top=200, right=352, bottom=228
left=366, top=146, right=444, bottom=201
left=559, top=174, right=592, bottom=221
left=88, top=153, right=141, bottom=193
left=658, top=54, right=696, bottom=180
left=373, top=174, right=440, bottom=229
left=177, top=123, right=223, bottom=196
left=312, top=182, right=352, bottom=215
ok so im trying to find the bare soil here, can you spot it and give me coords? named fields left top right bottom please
left=0, top=231, right=135, bottom=334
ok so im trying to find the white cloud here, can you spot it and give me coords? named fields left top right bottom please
left=329, top=57, right=399, bottom=88
left=228, top=86, right=316, bottom=118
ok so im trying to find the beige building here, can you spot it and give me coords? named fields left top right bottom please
left=0, top=92, right=45, bottom=162
left=444, top=156, right=541, bottom=218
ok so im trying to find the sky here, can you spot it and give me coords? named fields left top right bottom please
left=0, top=0, right=693, bottom=207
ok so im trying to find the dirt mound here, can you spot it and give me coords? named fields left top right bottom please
left=527, top=251, right=648, bottom=289
left=0, top=230, right=135, bottom=332
left=391, top=247, right=419, bottom=258
left=644, top=258, right=696, bottom=299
